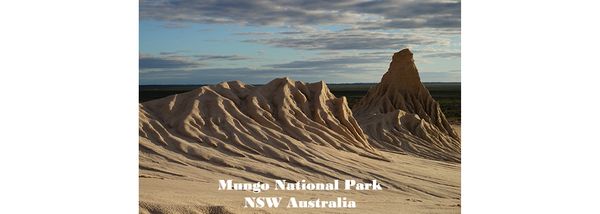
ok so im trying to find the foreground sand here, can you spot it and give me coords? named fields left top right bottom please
left=140, top=150, right=460, bottom=214
left=452, top=125, right=461, bottom=138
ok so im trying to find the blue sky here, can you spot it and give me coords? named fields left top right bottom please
left=139, top=0, right=460, bottom=84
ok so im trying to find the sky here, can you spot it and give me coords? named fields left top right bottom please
left=139, top=0, right=460, bottom=85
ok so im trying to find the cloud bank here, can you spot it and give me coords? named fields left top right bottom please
left=141, top=0, right=460, bottom=29
left=139, top=0, right=461, bottom=84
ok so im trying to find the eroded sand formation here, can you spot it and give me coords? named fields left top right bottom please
left=139, top=49, right=461, bottom=214
left=353, top=49, right=461, bottom=163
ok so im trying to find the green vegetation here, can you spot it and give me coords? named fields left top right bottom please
left=423, top=83, right=461, bottom=123
left=139, top=82, right=460, bottom=122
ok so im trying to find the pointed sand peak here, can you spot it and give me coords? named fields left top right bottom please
left=265, top=76, right=295, bottom=87
left=392, top=48, right=414, bottom=63
left=352, top=49, right=461, bottom=157
left=380, top=48, right=422, bottom=90
left=306, top=80, right=333, bottom=95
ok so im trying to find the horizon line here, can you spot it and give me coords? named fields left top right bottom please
left=140, top=81, right=461, bottom=86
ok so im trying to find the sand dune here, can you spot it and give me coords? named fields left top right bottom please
left=139, top=49, right=461, bottom=213
left=353, top=49, right=461, bottom=163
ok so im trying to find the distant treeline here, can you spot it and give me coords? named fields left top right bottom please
left=139, top=83, right=460, bottom=122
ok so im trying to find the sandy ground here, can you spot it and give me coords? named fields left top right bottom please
left=140, top=150, right=460, bottom=214
left=452, top=125, right=461, bottom=138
